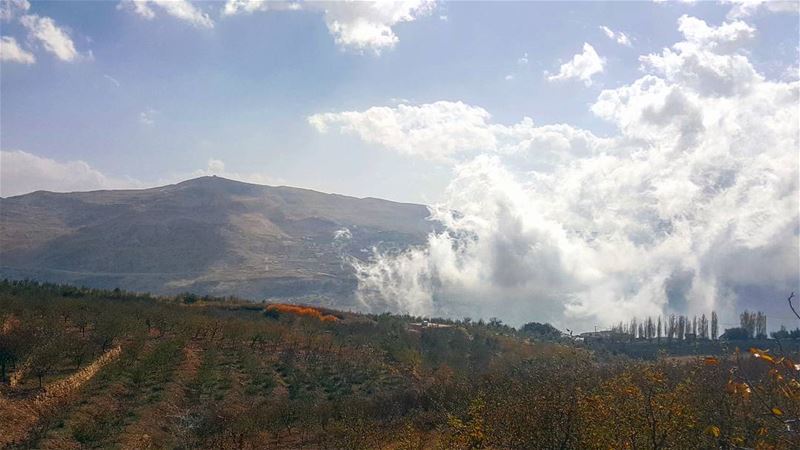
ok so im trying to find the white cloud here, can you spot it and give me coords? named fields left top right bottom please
left=223, top=0, right=435, bottom=53
left=639, top=15, right=759, bottom=96
left=139, top=108, right=158, bottom=126
left=309, top=100, right=608, bottom=164
left=19, top=14, right=81, bottom=62
left=315, top=1, right=438, bottom=52
left=547, top=42, right=606, bottom=86
left=118, top=0, right=214, bottom=28
left=517, top=52, right=529, bottom=65
left=207, top=158, right=226, bottom=173
left=222, top=0, right=300, bottom=16
left=504, top=74, right=514, bottom=81
left=675, top=14, right=755, bottom=52
left=600, top=25, right=632, bottom=47
left=310, top=101, right=496, bottom=161
left=0, top=151, right=282, bottom=197
left=188, top=158, right=284, bottom=186
left=0, top=0, right=29, bottom=22
left=725, top=0, right=800, bottom=19
left=1, top=3, right=87, bottom=64
left=0, top=151, right=140, bottom=197
left=103, top=74, right=121, bottom=87
left=0, top=36, right=35, bottom=64
left=782, top=64, right=799, bottom=81
left=321, top=16, right=798, bottom=329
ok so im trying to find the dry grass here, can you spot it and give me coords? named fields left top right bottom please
left=0, top=345, right=122, bottom=447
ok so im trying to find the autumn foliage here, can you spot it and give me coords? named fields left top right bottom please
left=265, top=303, right=339, bottom=322
left=0, top=280, right=798, bottom=449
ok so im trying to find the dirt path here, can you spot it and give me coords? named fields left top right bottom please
left=0, top=345, right=123, bottom=448
left=32, top=338, right=182, bottom=449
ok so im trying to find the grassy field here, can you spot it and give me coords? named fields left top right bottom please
left=1, top=280, right=798, bottom=449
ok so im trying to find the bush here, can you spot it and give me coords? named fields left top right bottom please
left=720, top=327, right=750, bottom=340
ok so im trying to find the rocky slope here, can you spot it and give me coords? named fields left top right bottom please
left=0, top=176, right=433, bottom=307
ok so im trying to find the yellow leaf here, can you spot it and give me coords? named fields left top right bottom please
left=771, top=407, right=783, bottom=416
left=750, top=348, right=775, bottom=363
left=705, top=425, right=721, bottom=437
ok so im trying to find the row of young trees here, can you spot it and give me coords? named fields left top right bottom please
left=611, top=311, right=721, bottom=341
left=739, top=310, right=768, bottom=339
left=611, top=309, right=773, bottom=341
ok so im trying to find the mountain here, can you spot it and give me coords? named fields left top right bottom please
left=0, top=176, right=434, bottom=308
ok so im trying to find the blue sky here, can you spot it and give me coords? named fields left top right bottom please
left=1, top=0, right=798, bottom=327
left=2, top=0, right=796, bottom=203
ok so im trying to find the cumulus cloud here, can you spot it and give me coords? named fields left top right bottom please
left=639, top=15, right=758, bottom=97
left=320, top=16, right=798, bottom=329
left=0, top=36, right=35, bottom=64
left=308, top=100, right=608, bottom=165
left=223, top=0, right=435, bottom=53
left=725, top=0, right=800, bottom=19
left=118, top=0, right=214, bottom=28
left=600, top=25, right=632, bottom=47
left=0, top=150, right=140, bottom=197
left=322, top=0, right=435, bottom=52
left=547, top=42, right=606, bottom=86
left=19, top=14, right=82, bottom=62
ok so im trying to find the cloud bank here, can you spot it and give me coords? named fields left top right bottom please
left=309, top=101, right=608, bottom=165
left=0, top=151, right=281, bottom=198
left=0, top=151, right=139, bottom=197
left=314, top=16, right=799, bottom=329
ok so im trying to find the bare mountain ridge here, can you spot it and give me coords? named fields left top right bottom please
left=0, top=176, right=434, bottom=307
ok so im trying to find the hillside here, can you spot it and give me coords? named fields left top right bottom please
left=0, top=176, right=434, bottom=306
left=1, top=281, right=798, bottom=449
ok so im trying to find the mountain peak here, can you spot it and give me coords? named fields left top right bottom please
left=0, top=180, right=434, bottom=303
left=171, top=175, right=267, bottom=195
